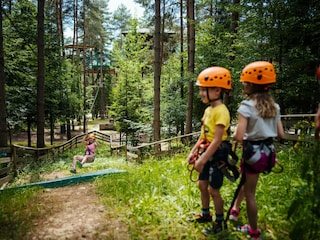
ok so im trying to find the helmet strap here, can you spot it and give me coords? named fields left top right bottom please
left=206, top=88, right=222, bottom=103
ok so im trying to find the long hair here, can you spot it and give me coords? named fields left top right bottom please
left=247, top=84, right=277, bottom=118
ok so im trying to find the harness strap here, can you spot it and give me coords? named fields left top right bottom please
left=226, top=171, right=246, bottom=220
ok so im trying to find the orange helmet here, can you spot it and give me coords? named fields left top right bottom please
left=240, top=61, right=276, bottom=85
left=196, top=66, right=232, bottom=90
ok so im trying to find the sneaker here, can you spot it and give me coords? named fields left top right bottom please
left=236, top=224, right=261, bottom=240
left=76, top=161, right=83, bottom=169
left=70, top=169, right=77, bottom=174
left=229, top=208, right=240, bottom=221
left=187, top=213, right=212, bottom=223
left=202, top=220, right=227, bottom=235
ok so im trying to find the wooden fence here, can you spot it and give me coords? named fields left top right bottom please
left=0, top=130, right=115, bottom=189
left=126, top=132, right=200, bottom=161
left=127, top=114, right=318, bottom=160
left=281, top=114, right=316, bottom=144
left=0, top=114, right=317, bottom=188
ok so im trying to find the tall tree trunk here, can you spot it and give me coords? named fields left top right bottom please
left=185, top=0, right=195, bottom=136
left=99, top=38, right=105, bottom=119
left=154, top=0, right=161, bottom=153
left=179, top=0, right=185, bottom=136
left=0, top=0, right=8, bottom=147
left=160, top=0, right=165, bottom=68
left=0, top=1, right=8, bottom=147
left=37, top=0, right=45, bottom=148
left=27, top=117, right=32, bottom=147
left=82, top=0, right=87, bottom=133
left=55, top=0, right=64, bottom=57
left=72, top=0, right=79, bottom=64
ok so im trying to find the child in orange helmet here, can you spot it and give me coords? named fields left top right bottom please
left=229, top=61, right=284, bottom=240
left=187, top=66, right=233, bottom=234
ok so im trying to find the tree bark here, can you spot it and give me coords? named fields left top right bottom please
left=185, top=0, right=195, bottom=136
left=37, top=0, right=45, bottom=148
left=179, top=0, right=185, bottom=136
left=154, top=0, right=161, bottom=153
left=0, top=0, right=8, bottom=147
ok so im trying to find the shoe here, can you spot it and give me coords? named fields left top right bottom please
left=70, top=169, right=77, bottom=174
left=236, top=224, right=261, bottom=240
left=187, top=213, right=212, bottom=223
left=229, top=208, right=240, bottom=221
left=202, top=220, right=227, bottom=235
left=76, top=161, right=83, bottom=169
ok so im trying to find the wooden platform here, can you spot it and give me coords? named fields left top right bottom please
left=2, top=168, right=126, bottom=191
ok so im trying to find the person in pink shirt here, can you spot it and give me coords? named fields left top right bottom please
left=70, top=133, right=98, bottom=174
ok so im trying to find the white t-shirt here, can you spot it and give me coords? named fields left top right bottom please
left=238, top=99, right=280, bottom=141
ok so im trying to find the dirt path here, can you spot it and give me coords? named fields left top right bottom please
left=26, top=183, right=128, bottom=240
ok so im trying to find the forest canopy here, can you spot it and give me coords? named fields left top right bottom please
left=0, top=0, right=319, bottom=147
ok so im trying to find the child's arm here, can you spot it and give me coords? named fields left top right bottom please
left=194, top=125, right=224, bottom=173
left=187, top=138, right=202, bottom=164
left=234, top=114, right=247, bottom=143
left=82, top=135, right=89, bottom=145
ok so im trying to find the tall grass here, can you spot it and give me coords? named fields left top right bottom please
left=1, top=140, right=317, bottom=239
left=94, top=149, right=296, bottom=240
left=0, top=187, right=42, bottom=240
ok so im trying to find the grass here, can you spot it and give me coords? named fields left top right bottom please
left=0, top=187, right=42, bottom=240
left=0, top=141, right=318, bottom=239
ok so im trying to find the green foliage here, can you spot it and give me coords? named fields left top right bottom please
left=287, top=140, right=320, bottom=239
left=2, top=141, right=320, bottom=239
left=161, top=54, right=187, bottom=136
left=95, top=149, right=294, bottom=239
left=0, top=187, right=41, bottom=240
left=110, top=20, right=153, bottom=140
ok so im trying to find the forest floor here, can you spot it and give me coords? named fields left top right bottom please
left=25, top=182, right=128, bottom=240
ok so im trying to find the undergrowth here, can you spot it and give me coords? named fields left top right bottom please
left=0, top=140, right=319, bottom=239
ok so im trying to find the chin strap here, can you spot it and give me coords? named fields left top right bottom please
left=206, top=88, right=221, bottom=103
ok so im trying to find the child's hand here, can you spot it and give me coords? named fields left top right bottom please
left=194, top=158, right=205, bottom=173
left=188, top=152, right=199, bottom=164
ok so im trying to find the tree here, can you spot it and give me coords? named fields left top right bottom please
left=0, top=0, right=8, bottom=147
left=37, top=0, right=45, bottom=148
left=110, top=20, right=152, bottom=145
left=154, top=0, right=161, bottom=149
left=185, top=0, right=195, bottom=135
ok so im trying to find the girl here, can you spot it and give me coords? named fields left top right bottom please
left=230, top=61, right=284, bottom=240
left=70, top=133, right=98, bottom=173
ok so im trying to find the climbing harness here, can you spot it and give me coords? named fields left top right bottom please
left=216, top=141, right=239, bottom=182
left=187, top=139, right=239, bottom=183
left=242, top=138, right=282, bottom=174
left=226, top=139, right=284, bottom=220
left=187, top=138, right=210, bottom=182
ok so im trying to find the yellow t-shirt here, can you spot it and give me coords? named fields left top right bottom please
left=200, top=104, right=230, bottom=142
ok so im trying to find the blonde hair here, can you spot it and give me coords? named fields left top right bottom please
left=250, top=92, right=277, bottom=118
left=84, top=133, right=95, bottom=141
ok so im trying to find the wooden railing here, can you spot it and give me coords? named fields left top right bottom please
left=126, top=132, right=200, bottom=161
left=281, top=114, right=316, bottom=143
left=0, top=114, right=317, bottom=188
left=0, top=147, right=13, bottom=188
left=0, top=130, right=115, bottom=189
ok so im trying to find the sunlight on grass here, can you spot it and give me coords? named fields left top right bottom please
left=0, top=187, right=42, bottom=240
left=1, top=141, right=316, bottom=239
